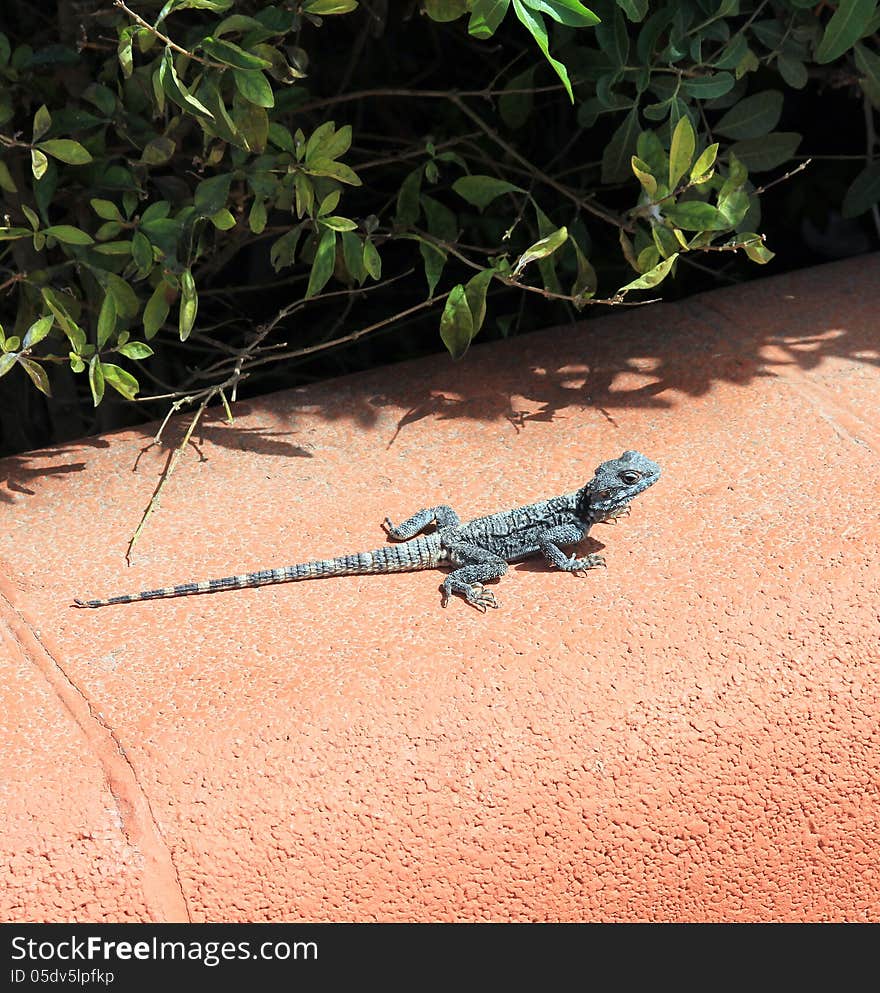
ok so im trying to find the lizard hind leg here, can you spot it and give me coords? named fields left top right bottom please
left=383, top=505, right=461, bottom=540
left=441, top=541, right=508, bottom=612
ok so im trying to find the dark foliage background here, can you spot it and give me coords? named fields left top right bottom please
left=0, top=0, right=877, bottom=458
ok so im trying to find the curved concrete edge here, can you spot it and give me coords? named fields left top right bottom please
left=1, top=255, right=879, bottom=921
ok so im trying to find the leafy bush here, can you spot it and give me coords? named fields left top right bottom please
left=0, top=0, right=878, bottom=453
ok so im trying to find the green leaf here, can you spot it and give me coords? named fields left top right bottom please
left=738, top=232, right=774, bottom=264
left=668, top=116, right=695, bottom=189
left=33, top=104, right=51, bottom=142
left=439, top=283, right=475, bottom=360
left=419, top=241, right=446, bottom=297
left=195, top=172, right=233, bottom=216
left=421, top=196, right=458, bottom=242
left=396, top=167, right=423, bottom=227
left=101, top=362, right=140, bottom=400
left=714, top=33, right=749, bottom=71
left=452, top=175, right=523, bottom=210
left=209, top=208, right=236, bottom=230
left=95, top=241, right=131, bottom=255
left=511, top=0, right=574, bottom=102
left=22, top=314, right=54, bottom=349
left=424, top=0, right=468, bottom=21
left=570, top=237, right=596, bottom=305
left=0, top=352, right=17, bottom=378
left=302, top=0, right=359, bottom=12
left=320, top=215, right=358, bottom=232
left=305, top=122, right=352, bottom=163
left=248, top=199, right=268, bottom=233
left=714, top=91, right=783, bottom=140
left=855, top=42, right=880, bottom=91
left=143, top=280, right=175, bottom=339
left=132, top=231, right=154, bottom=272
left=363, top=238, right=381, bottom=280
left=21, top=204, right=39, bottom=231
left=513, top=225, right=568, bottom=275
left=116, top=341, right=155, bottom=360
left=690, top=143, right=719, bottom=183
left=0, top=227, right=31, bottom=240
left=463, top=268, right=494, bottom=333
left=91, top=198, right=124, bottom=222
left=95, top=221, right=123, bottom=241
left=631, top=155, right=657, bottom=197
left=104, top=273, right=140, bottom=321
left=117, top=25, right=134, bottom=78
left=20, top=358, right=51, bottom=396
left=619, top=252, right=678, bottom=293
left=141, top=136, right=177, bottom=166
left=680, top=72, right=735, bottom=100
left=777, top=54, right=808, bottom=90
left=159, top=48, right=214, bottom=119
left=156, top=0, right=233, bottom=25
left=36, top=139, right=93, bottom=165
left=88, top=355, right=105, bottom=406
left=815, top=0, right=876, bottom=64
left=179, top=269, right=198, bottom=341
left=304, top=158, right=361, bottom=186
left=233, top=69, right=274, bottom=108
left=341, top=231, right=366, bottom=283
left=637, top=245, right=659, bottom=273
left=468, top=0, right=511, bottom=39
left=305, top=228, right=337, bottom=298
left=602, top=107, right=640, bottom=183
left=31, top=148, right=48, bottom=180
left=718, top=189, right=751, bottom=226
left=596, top=5, right=629, bottom=64
left=41, top=287, right=85, bottom=353
left=842, top=161, right=880, bottom=217
left=617, top=0, right=647, bottom=19
left=525, top=1, right=600, bottom=28
left=43, top=225, right=94, bottom=245
left=729, top=133, right=801, bottom=172
left=0, top=159, right=16, bottom=193
left=270, top=226, right=304, bottom=272
left=201, top=36, right=272, bottom=69
left=97, top=293, right=117, bottom=349
left=664, top=201, right=731, bottom=231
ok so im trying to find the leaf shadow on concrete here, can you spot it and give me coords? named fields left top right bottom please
left=2, top=258, right=878, bottom=499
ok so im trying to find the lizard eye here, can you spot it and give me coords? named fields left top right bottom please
left=619, top=470, right=642, bottom=485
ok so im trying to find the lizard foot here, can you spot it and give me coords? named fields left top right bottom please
left=463, top=583, right=498, bottom=612
left=441, top=581, right=498, bottom=611
left=567, top=553, right=606, bottom=575
left=597, top=505, right=630, bottom=525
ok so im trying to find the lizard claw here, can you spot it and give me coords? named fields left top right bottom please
left=466, top=583, right=498, bottom=611
left=568, top=552, right=606, bottom=575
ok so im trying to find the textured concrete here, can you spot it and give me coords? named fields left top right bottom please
left=1, top=255, right=878, bottom=922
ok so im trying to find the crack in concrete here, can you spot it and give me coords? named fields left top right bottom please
left=0, top=583, right=191, bottom=921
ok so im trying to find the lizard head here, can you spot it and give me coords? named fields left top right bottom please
left=580, top=450, right=661, bottom=516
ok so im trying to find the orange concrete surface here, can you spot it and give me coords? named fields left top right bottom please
left=1, top=255, right=878, bottom=922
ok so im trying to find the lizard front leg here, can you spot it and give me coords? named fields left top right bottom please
left=537, top=523, right=605, bottom=575
left=383, top=505, right=461, bottom=540
left=440, top=541, right=508, bottom=612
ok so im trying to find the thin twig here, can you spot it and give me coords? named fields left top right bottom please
left=113, top=0, right=227, bottom=68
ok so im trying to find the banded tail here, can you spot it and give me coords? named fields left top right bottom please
left=73, top=535, right=442, bottom=608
